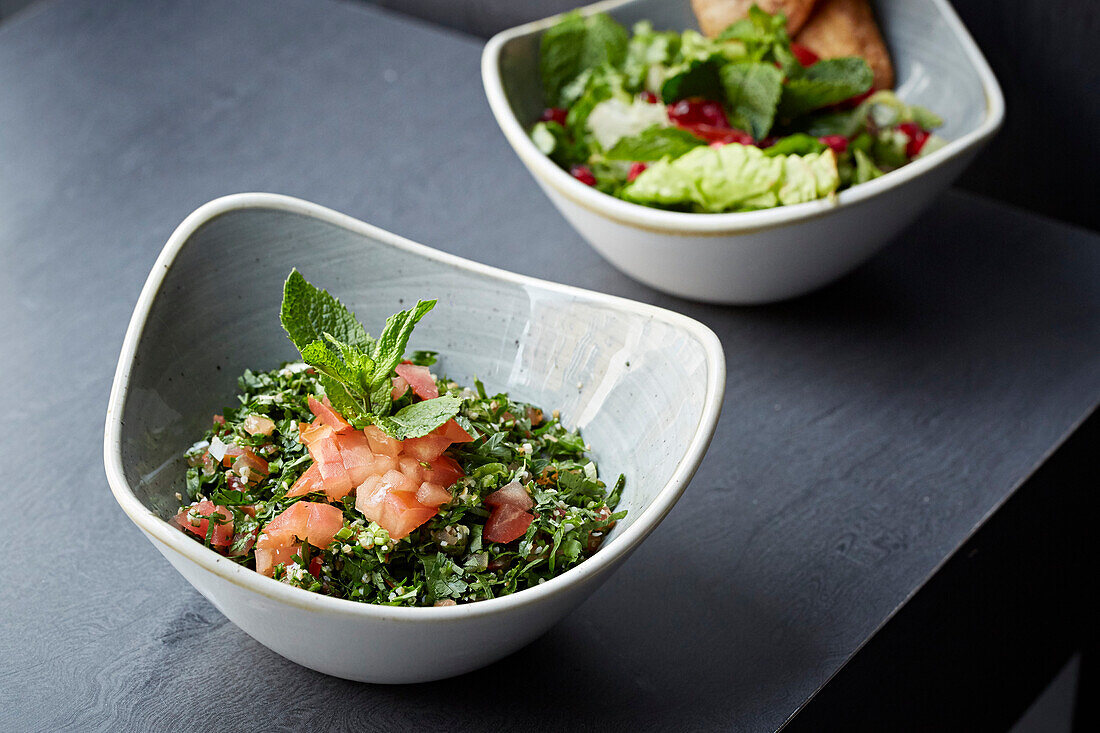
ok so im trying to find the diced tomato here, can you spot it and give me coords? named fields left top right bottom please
left=431, top=419, right=473, bottom=443
left=394, top=363, right=439, bottom=400
left=483, top=481, right=534, bottom=511
left=287, top=463, right=325, bottom=497
left=308, top=396, right=355, bottom=434
left=231, top=451, right=269, bottom=483
left=416, top=482, right=452, bottom=508
left=242, top=414, right=275, bottom=436
left=397, top=455, right=424, bottom=484
left=332, top=430, right=375, bottom=489
left=255, top=542, right=300, bottom=577
left=790, top=42, right=819, bottom=67
left=219, top=443, right=261, bottom=468
left=364, top=425, right=402, bottom=457
left=526, top=407, right=544, bottom=427
left=308, top=556, right=323, bottom=578
left=484, top=504, right=534, bottom=544
left=391, top=374, right=409, bottom=400
left=355, top=471, right=437, bottom=540
left=174, top=500, right=234, bottom=547
left=421, top=455, right=464, bottom=488
left=302, top=424, right=354, bottom=497
left=228, top=524, right=258, bottom=557
left=212, top=414, right=226, bottom=425
left=255, top=501, right=344, bottom=576
left=403, top=433, right=452, bottom=462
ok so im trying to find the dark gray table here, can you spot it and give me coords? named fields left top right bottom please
left=1, top=0, right=1097, bottom=730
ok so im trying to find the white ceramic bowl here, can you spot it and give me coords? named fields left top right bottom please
left=103, top=193, right=724, bottom=683
left=482, top=0, right=1004, bottom=304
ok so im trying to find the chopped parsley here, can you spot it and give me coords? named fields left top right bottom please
left=177, top=272, right=625, bottom=607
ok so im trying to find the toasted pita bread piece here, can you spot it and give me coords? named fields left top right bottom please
left=795, top=0, right=894, bottom=89
left=691, top=0, right=819, bottom=37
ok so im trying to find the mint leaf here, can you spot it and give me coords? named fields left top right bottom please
left=721, top=61, right=783, bottom=139
left=366, top=299, right=436, bottom=412
left=763, top=133, right=827, bottom=157
left=605, top=126, right=706, bottom=161
left=299, top=336, right=373, bottom=419
left=660, top=58, right=723, bottom=103
left=279, top=271, right=447, bottom=437
left=280, top=270, right=371, bottom=354
left=779, top=58, right=873, bottom=119
left=370, top=396, right=462, bottom=440
left=300, top=338, right=369, bottom=392
left=540, top=11, right=629, bottom=108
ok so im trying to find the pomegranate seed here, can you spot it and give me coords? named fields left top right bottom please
left=570, top=164, right=597, bottom=186
left=790, top=42, right=820, bottom=67
left=819, top=135, right=849, bottom=154
left=539, top=107, right=568, bottom=126
left=667, top=98, right=730, bottom=129
left=758, top=136, right=778, bottom=149
left=640, top=91, right=659, bottom=104
left=680, top=123, right=754, bottom=146
left=627, top=162, right=648, bottom=182
left=897, top=122, right=930, bottom=157
left=838, top=89, right=874, bottom=110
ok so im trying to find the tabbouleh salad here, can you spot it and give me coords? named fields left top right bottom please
left=175, top=270, right=624, bottom=607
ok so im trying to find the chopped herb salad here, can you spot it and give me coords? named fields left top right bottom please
left=531, top=6, right=944, bottom=213
left=176, top=271, right=624, bottom=607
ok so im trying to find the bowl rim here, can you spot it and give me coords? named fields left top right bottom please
left=103, top=192, right=726, bottom=620
left=481, top=0, right=1005, bottom=236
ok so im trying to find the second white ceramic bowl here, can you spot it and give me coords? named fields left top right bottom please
left=482, top=0, right=1004, bottom=303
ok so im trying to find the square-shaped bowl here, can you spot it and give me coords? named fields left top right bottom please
left=104, top=193, right=724, bottom=683
left=482, top=0, right=1004, bottom=304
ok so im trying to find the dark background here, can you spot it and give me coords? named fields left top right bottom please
left=0, top=0, right=1092, bottom=730
left=3, top=0, right=1096, bottom=230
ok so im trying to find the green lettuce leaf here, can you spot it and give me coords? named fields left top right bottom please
left=621, top=143, right=838, bottom=213
left=540, top=11, right=629, bottom=108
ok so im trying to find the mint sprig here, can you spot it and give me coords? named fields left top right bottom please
left=279, top=270, right=460, bottom=438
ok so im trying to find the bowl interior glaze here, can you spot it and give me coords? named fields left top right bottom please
left=115, top=197, right=721, bottom=561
